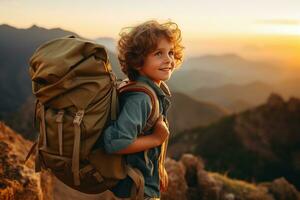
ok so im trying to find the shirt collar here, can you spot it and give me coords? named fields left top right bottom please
left=135, top=75, right=171, bottom=97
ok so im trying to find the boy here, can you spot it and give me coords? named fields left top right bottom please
left=103, top=20, right=184, bottom=199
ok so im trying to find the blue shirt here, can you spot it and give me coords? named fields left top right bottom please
left=103, top=75, right=171, bottom=198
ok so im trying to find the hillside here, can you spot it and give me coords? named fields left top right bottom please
left=190, top=81, right=276, bottom=112
left=169, top=54, right=285, bottom=93
left=0, top=122, right=50, bottom=199
left=169, top=93, right=300, bottom=190
left=168, top=92, right=228, bottom=136
left=1, top=122, right=299, bottom=200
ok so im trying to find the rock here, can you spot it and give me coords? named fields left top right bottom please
left=180, top=154, right=204, bottom=187
left=161, top=157, right=188, bottom=200
left=197, top=170, right=222, bottom=200
left=261, top=177, right=300, bottom=200
left=0, top=122, right=42, bottom=200
left=224, top=193, right=235, bottom=200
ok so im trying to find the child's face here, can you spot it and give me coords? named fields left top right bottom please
left=138, top=37, right=175, bottom=85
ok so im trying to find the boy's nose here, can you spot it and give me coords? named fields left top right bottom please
left=164, top=55, right=173, bottom=63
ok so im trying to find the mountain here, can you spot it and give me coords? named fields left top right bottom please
left=169, top=54, right=300, bottom=113
left=190, top=81, right=276, bottom=112
left=184, top=54, right=283, bottom=83
left=1, top=24, right=227, bottom=140
left=94, top=37, right=125, bottom=78
left=0, top=24, right=124, bottom=136
left=0, top=24, right=80, bottom=116
left=275, top=78, right=300, bottom=99
left=168, top=92, right=228, bottom=136
left=169, top=54, right=286, bottom=93
left=169, top=93, right=300, bottom=190
left=94, top=37, right=117, bottom=52
left=168, top=68, right=231, bottom=91
left=189, top=78, right=300, bottom=113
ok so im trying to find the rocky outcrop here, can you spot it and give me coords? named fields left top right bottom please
left=162, top=154, right=300, bottom=200
left=0, top=122, right=41, bottom=199
left=168, top=92, right=228, bottom=136
left=161, top=158, right=188, bottom=200
left=169, top=93, right=300, bottom=191
left=1, top=121, right=299, bottom=200
left=261, top=178, right=300, bottom=200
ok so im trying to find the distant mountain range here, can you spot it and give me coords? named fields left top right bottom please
left=168, top=92, right=228, bottom=136
left=1, top=24, right=299, bottom=136
left=169, top=54, right=285, bottom=91
left=0, top=24, right=225, bottom=139
left=0, top=24, right=80, bottom=115
left=187, top=78, right=300, bottom=112
left=190, top=81, right=275, bottom=112
left=169, top=93, right=300, bottom=190
left=0, top=24, right=123, bottom=118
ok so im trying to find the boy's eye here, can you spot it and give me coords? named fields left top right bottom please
left=154, top=51, right=162, bottom=57
left=169, top=51, right=174, bottom=56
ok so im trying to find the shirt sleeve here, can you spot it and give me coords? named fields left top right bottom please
left=103, top=92, right=152, bottom=154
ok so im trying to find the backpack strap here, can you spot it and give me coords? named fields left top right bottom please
left=118, top=80, right=161, bottom=198
left=24, top=101, right=46, bottom=172
left=56, top=110, right=65, bottom=156
left=118, top=80, right=160, bottom=132
left=72, top=109, right=85, bottom=186
left=39, top=103, right=47, bottom=147
left=109, top=71, right=119, bottom=121
left=160, top=81, right=171, bottom=97
left=127, top=166, right=145, bottom=200
left=110, top=83, right=118, bottom=121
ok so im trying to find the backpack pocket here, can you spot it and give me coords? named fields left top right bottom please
left=39, top=149, right=71, bottom=172
left=87, top=148, right=127, bottom=179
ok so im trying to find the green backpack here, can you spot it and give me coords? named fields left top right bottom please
left=26, top=36, right=168, bottom=198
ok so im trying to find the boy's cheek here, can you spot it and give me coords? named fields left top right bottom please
left=171, top=61, right=175, bottom=68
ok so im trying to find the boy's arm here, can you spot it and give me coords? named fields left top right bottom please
left=103, top=92, right=157, bottom=154
left=114, top=115, right=169, bottom=154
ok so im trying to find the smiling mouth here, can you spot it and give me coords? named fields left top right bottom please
left=159, top=67, right=172, bottom=71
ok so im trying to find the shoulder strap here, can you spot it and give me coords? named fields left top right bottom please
left=118, top=80, right=160, bottom=132
left=160, top=81, right=171, bottom=97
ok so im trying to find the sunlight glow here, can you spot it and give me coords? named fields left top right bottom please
left=257, top=25, right=300, bottom=36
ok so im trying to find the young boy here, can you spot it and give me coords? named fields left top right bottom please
left=103, top=20, right=184, bottom=199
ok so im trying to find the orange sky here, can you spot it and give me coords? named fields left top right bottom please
left=184, top=34, right=300, bottom=67
left=1, top=0, right=299, bottom=67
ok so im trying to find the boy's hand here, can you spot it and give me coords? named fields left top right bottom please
left=152, top=115, right=169, bottom=145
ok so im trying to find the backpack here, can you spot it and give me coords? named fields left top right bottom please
left=25, top=36, right=169, bottom=198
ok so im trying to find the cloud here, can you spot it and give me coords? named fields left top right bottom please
left=255, top=19, right=300, bottom=26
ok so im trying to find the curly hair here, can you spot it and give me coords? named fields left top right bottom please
left=117, top=20, right=184, bottom=80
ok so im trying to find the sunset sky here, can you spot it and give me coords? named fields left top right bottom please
left=1, top=0, right=300, bottom=66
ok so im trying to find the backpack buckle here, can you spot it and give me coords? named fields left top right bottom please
left=73, top=110, right=84, bottom=125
